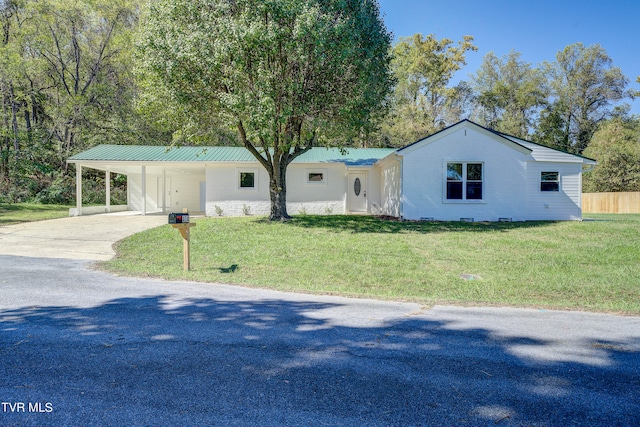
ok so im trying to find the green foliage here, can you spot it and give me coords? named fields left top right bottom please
left=583, top=118, right=640, bottom=192
left=472, top=51, right=548, bottom=138
left=138, top=0, right=394, bottom=219
left=33, top=173, right=75, bottom=205
left=543, top=43, right=630, bottom=154
left=0, top=0, right=169, bottom=203
left=377, top=33, right=476, bottom=146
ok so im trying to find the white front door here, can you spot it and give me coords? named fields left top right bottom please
left=348, top=172, right=367, bottom=212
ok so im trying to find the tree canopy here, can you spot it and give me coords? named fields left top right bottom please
left=1, top=0, right=166, bottom=203
left=471, top=51, right=547, bottom=138
left=537, top=43, right=629, bottom=154
left=377, top=33, right=476, bottom=145
left=138, top=0, right=394, bottom=220
left=583, top=117, right=640, bottom=192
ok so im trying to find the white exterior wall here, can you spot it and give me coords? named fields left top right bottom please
left=205, top=163, right=270, bottom=216
left=525, top=162, right=583, bottom=220
left=287, top=163, right=348, bottom=215
left=128, top=173, right=160, bottom=213
left=129, top=170, right=205, bottom=213
left=367, top=165, right=384, bottom=215
left=379, top=157, right=402, bottom=217
left=400, top=126, right=529, bottom=221
left=166, top=173, right=205, bottom=212
left=205, top=163, right=350, bottom=217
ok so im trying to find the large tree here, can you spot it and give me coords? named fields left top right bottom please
left=378, top=33, right=476, bottom=145
left=25, top=0, right=142, bottom=168
left=138, top=0, right=394, bottom=220
left=471, top=51, right=548, bottom=138
left=0, top=0, right=168, bottom=203
left=538, top=43, right=629, bottom=154
left=582, top=117, right=640, bottom=192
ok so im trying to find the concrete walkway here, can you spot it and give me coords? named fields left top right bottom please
left=0, top=213, right=166, bottom=261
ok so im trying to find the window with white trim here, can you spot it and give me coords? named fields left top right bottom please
left=239, top=171, right=255, bottom=188
left=446, top=162, right=483, bottom=200
left=540, top=171, right=559, bottom=191
left=308, top=172, right=324, bottom=183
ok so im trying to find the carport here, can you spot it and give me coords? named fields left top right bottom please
left=67, top=146, right=207, bottom=216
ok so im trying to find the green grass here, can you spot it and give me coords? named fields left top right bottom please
left=101, top=214, right=640, bottom=315
left=0, top=203, right=71, bottom=225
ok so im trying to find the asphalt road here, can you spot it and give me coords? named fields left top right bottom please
left=1, top=253, right=639, bottom=426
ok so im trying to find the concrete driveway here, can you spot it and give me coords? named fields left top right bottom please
left=1, top=214, right=639, bottom=426
left=0, top=213, right=166, bottom=260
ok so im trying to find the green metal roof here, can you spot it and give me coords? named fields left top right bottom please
left=68, top=145, right=396, bottom=166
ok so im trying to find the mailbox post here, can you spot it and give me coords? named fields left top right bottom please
left=169, top=209, right=196, bottom=271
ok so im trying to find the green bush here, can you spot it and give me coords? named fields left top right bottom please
left=34, top=174, right=75, bottom=204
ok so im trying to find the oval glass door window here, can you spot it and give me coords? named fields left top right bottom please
left=354, top=177, right=361, bottom=196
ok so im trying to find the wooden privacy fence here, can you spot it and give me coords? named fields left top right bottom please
left=582, top=192, right=640, bottom=213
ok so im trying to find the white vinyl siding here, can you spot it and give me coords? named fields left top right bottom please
left=400, top=125, right=527, bottom=221
left=379, top=157, right=402, bottom=217
left=525, top=162, right=582, bottom=220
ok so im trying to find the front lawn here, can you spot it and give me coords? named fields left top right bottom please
left=0, top=203, right=71, bottom=225
left=101, top=214, right=640, bottom=315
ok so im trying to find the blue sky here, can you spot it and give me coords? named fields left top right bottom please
left=378, top=0, right=640, bottom=115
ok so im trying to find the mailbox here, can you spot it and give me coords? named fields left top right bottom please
left=168, top=212, right=189, bottom=224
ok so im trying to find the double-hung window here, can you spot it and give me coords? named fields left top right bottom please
left=540, top=172, right=559, bottom=191
left=446, top=162, right=483, bottom=201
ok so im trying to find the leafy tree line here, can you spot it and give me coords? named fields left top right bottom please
left=1, top=0, right=638, bottom=206
left=0, top=0, right=168, bottom=203
left=376, top=35, right=634, bottom=154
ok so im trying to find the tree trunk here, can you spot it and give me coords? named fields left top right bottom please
left=8, top=82, right=19, bottom=157
left=268, top=159, right=290, bottom=220
left=1, top=82, right=9, bottom=180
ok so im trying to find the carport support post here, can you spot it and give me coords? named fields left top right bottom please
left=105, top=169, right=111, bottom=213
left=75, top=163, right=82, bottom=216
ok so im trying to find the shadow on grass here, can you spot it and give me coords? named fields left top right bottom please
left=0, top=202, right=70, bottom=213
left=0, top=203, right=71, bottom=225
left=280, top=215, right=559, bottom=234
left=219, top=263, right=239, bottom=273
left=1, top=295, right=637, bottom=425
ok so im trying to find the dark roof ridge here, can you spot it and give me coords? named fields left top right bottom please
left=396, top=119, right=531, bottom=153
